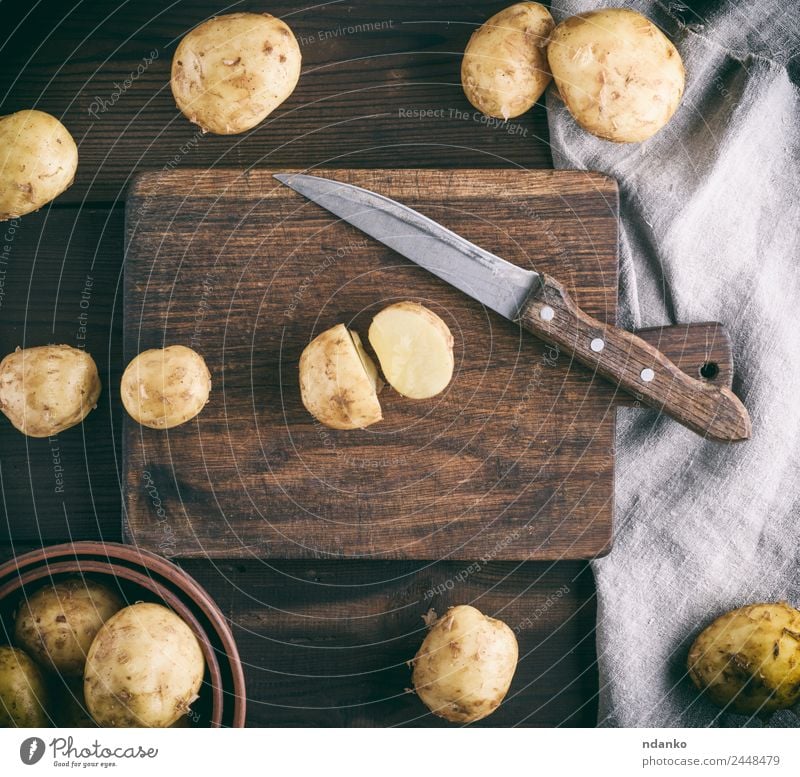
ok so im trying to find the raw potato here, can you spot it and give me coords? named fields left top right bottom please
left=15, top=578, right=124, bottom=677
left=368, top=302, right=454, bottom=399
left=411, top=605, right=518, bottom=723
left=461, top=3, right=554, bottom=120
left=171, top=12, right=302, bottom=135
left=121, top=345, right=211, bottom=429
left=0, top=110, right=78, bottom=220
left=547, top=9, right=685, bottom=142
left=0, top=344, right=101, bottom=438
left=688, top=601, right=800, bottom=715
left=84, top=603, right=205, bottom=728
left=0, top=646, right=49, bottom=727
left=299, top=324, right=382, bottom=430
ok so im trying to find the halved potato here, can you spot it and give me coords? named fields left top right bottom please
left=368, top=302, right=454, bottom=399
left=299, top=324, right=382, bottom=430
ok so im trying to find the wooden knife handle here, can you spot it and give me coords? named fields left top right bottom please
left=517, top=273, right=751, bottom=442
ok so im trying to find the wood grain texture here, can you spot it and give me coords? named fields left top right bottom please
left=0, top=543, right=598, bottom=727
left=0, top=208, right=124, bottom=543
left=0, top=0, right=731, bottom=726
left=175, top=558, right=598, bottom=727
left=123, top=168, right=734, bottom=561
left=520, top=274, right=750, bottom=441
left=0, top=0, right=554, bottom=205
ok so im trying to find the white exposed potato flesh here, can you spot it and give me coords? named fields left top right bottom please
left=368, top=302, right=454, bottom=399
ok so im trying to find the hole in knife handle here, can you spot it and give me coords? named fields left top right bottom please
left=699, top=362, right=719, bottom=380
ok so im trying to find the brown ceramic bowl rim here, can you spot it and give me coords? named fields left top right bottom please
left=0, top=542, right=246, bottom=727
left=0, top=559, right=223, bottom=727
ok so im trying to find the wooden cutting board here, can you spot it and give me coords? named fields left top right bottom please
left=123, top=169, right=732, bottom=560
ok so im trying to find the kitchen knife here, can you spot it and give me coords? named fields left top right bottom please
left=274, top=173, right=751, bottom=443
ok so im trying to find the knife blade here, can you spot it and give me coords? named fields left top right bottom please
left=274, top=172, right=751, bottom=443
left=273, top=172, right=539, bottom=320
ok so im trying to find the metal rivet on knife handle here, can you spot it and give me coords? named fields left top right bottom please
left=517, top=272, right=751, bottom=443
left=272, top=173, right=751, bottom=444
left=590, top=338, right=605, bottom=353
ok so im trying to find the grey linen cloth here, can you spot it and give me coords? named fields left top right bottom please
left=546, top=0, right=800, bottom=726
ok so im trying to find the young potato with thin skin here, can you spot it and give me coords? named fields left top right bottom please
left=687, top=601, right=800, bottom=715
left=368, top=302, right=454, bottom=400
left=171, top=12, right=301, bottom=135
left=299, top=324, right=382, bottom=430
left=0, top=344, right=101, bottom=438
left=121, top=345, right=211, bottom=429
left=461, top=3, right=554, bottom=120
left=411, top=605, right=518, bottom=723
left=547, top=8, right=685, bottom=142
left=0, top=110, right=78, bottom=220
left=84, top=603, right=205, bottom=728
left=15, top=578, right=124, bottom=677
left=0, top=646, right=49, bottom=727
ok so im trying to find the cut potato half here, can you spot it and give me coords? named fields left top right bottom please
left=368, top=302, right=454, bottom=399
left=299, top=324, right=382, bottom=430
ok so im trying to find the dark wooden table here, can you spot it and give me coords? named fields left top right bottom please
left=0, top=0, right=599, bottom=726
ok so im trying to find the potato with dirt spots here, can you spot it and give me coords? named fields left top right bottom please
left=688, top=601, right=800, bottom=715
left=461, top=3, right=554, bottom=120
left=0, top=646, right=49, bottom=727
left=171, top=12, right=302, bottom=135
left=121, top=345, right=211, bottom=429
left=411, top=605, right=518, bottom=723
left=0, top=344, right=101, bottom=437
left=0, top=110, right=78, bottom=220
left=299, top=324, right=382, bottom=430
left=84, top=603, right=205, bottom=728
left=547, top=8, right=685, bottom=142
left=15, top=578, right=123, bottom=677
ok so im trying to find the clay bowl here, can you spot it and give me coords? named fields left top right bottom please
left=0, top=542, right=246, bottom=727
